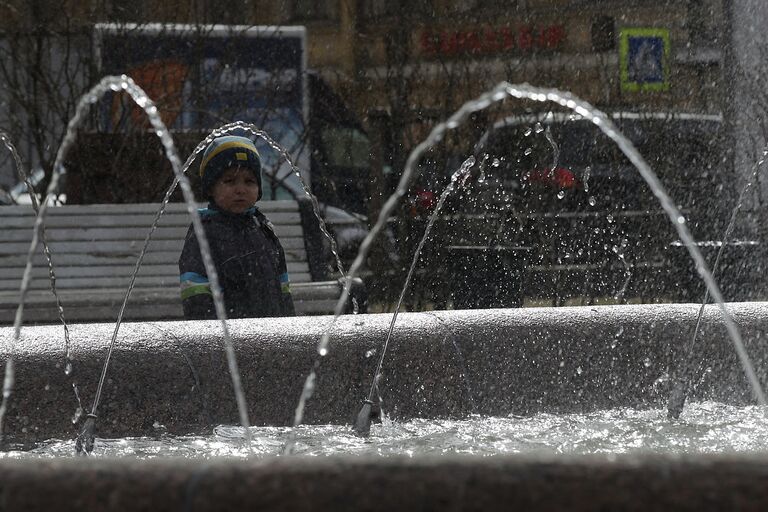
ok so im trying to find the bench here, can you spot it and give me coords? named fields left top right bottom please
left=0, top=200, right=366, bottom=325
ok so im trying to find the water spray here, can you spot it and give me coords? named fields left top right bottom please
left=667, top=148, right=768, bottom=419
left=319, top=82, right=766, bottom=440
left=353, top=157, right=476, bottom=437
left=74, top=413, right=97, bottom=455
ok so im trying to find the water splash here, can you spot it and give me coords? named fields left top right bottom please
left=612, top=243, right=632, bottom=302
left=5, top=402, right=768, bottom=458
left=79, top=78, right=256, bottom=454
left=0, top=75, right=254, bottom=452
left=543, top=125, right=560, bottom=176
left=583, top=166, right=592, bottom=193
left=352, top=157, right=476, bottom=436
left=100, top=119, right=351, bottom=452
left=293, top=82, right=765, bottom=433
left=668, top=147, right=768, bottom=419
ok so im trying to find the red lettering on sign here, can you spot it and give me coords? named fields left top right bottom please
left=466, top=30, right=482, bottom=53
left=518, top=25, right=534, bottom=50
left=420, top=24, right=565, bottom=57
left=483, top=27, right=500, bottom=52
left=455, top=31, right=468, bottom=53
left=441, top=31, right=457, bottom=55
left=540, top=25, right=566, bottom=49
left=499, top=27, right=515, bottom=50
left=421, top=30, right=437, bottom=56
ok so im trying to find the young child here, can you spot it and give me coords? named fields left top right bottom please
left=178, top=135, right=295, bottom=319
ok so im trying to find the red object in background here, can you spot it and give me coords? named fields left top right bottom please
left=415, top=189, right=437, bottom=211
left=110, top=59, right=189, bottom=130
left=420, top=24, right=566, bottom=57
left=526, top=167, right=578, bottom=189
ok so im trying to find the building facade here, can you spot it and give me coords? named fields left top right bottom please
left=0, top=1, right=729, bottom=197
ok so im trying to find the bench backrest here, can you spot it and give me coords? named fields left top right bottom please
left=0, top=201, right=312, bottom=296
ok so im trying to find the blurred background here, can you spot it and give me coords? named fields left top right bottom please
left=1, top=0, right=766, bottom=313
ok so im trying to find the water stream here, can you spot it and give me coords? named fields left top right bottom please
left=294, top=82, right=766, bottom=435
left=0, top=133, right=73, bottom=375
left=667, top=147, right=768, bottom=418
left=353, top=156, right=476, bottom=435
left=0, top=72, right=355, bottom=453
left=0, top=76, right=257, bottom=452
left=2, top=79, right=767, bottom=459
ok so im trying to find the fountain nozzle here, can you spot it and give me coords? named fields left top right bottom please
left=75, top=413, right=97, bottom=455
left=667, top=379, right=688, bottom=420
left=352, top=400, right=378, bottom=437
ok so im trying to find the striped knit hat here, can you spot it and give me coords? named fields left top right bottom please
left=199, top=136, right=262, bottom=200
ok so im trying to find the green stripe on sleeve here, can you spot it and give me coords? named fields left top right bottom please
left=181, top=284, right=212, bottom=300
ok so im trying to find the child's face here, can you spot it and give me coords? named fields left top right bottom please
left=211, top=167, right=260, bottom=214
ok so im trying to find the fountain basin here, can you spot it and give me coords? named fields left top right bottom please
left=1, top=303, right=767, bottom=445
left=1, top=454, right=768, bottom=511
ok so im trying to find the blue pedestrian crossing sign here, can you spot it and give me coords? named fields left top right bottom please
left=620, top=28, right=670, bottom=92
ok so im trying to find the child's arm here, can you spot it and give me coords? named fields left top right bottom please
left=178, top=228, right=216, bottom=320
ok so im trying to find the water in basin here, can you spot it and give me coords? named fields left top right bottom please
left=3, top=402, right=766, bottom=459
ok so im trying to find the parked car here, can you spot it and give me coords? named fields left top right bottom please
left=0, top=168, right=66, bottom=206
left=413, top=111, right=755, bottom=307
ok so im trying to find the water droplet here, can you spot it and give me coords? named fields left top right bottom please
left=583, top=166, right=591, bottom=193
left=365, top=349, right=376, bottom=358
left=491, top=158, right=501, bottom=167
left=557, top=190, right=565, bottom=199
left=524, top=127, right=533, bottom=137
left=644, top=358, right=652, bottom=367
left=71, top=406, right=82, bottom=424
left=677, top=216, right=686, bottom=224
left=524, top=147, right=533, bottom=156
left=588, top=196, right=596, bottom=206
left=576, top=366, right=583, bottom=375
left=319, top=347, right=328, bottom=356
left=534, top=122, right=544, bottom=133
left=606, top=214, right=614, bottom=224
left=64, top=361, right=73, bottom=376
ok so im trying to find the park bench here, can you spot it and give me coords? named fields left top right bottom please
left=0, top=199, right=366, bottom=325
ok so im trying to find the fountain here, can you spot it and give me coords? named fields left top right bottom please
left=1, top=78, right=768, bottom=510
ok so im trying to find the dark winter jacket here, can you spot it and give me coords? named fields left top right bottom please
left=178, top=203, right=296, bottom=319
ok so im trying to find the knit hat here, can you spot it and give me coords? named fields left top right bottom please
left=199, top=136, right=262, bottom=200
